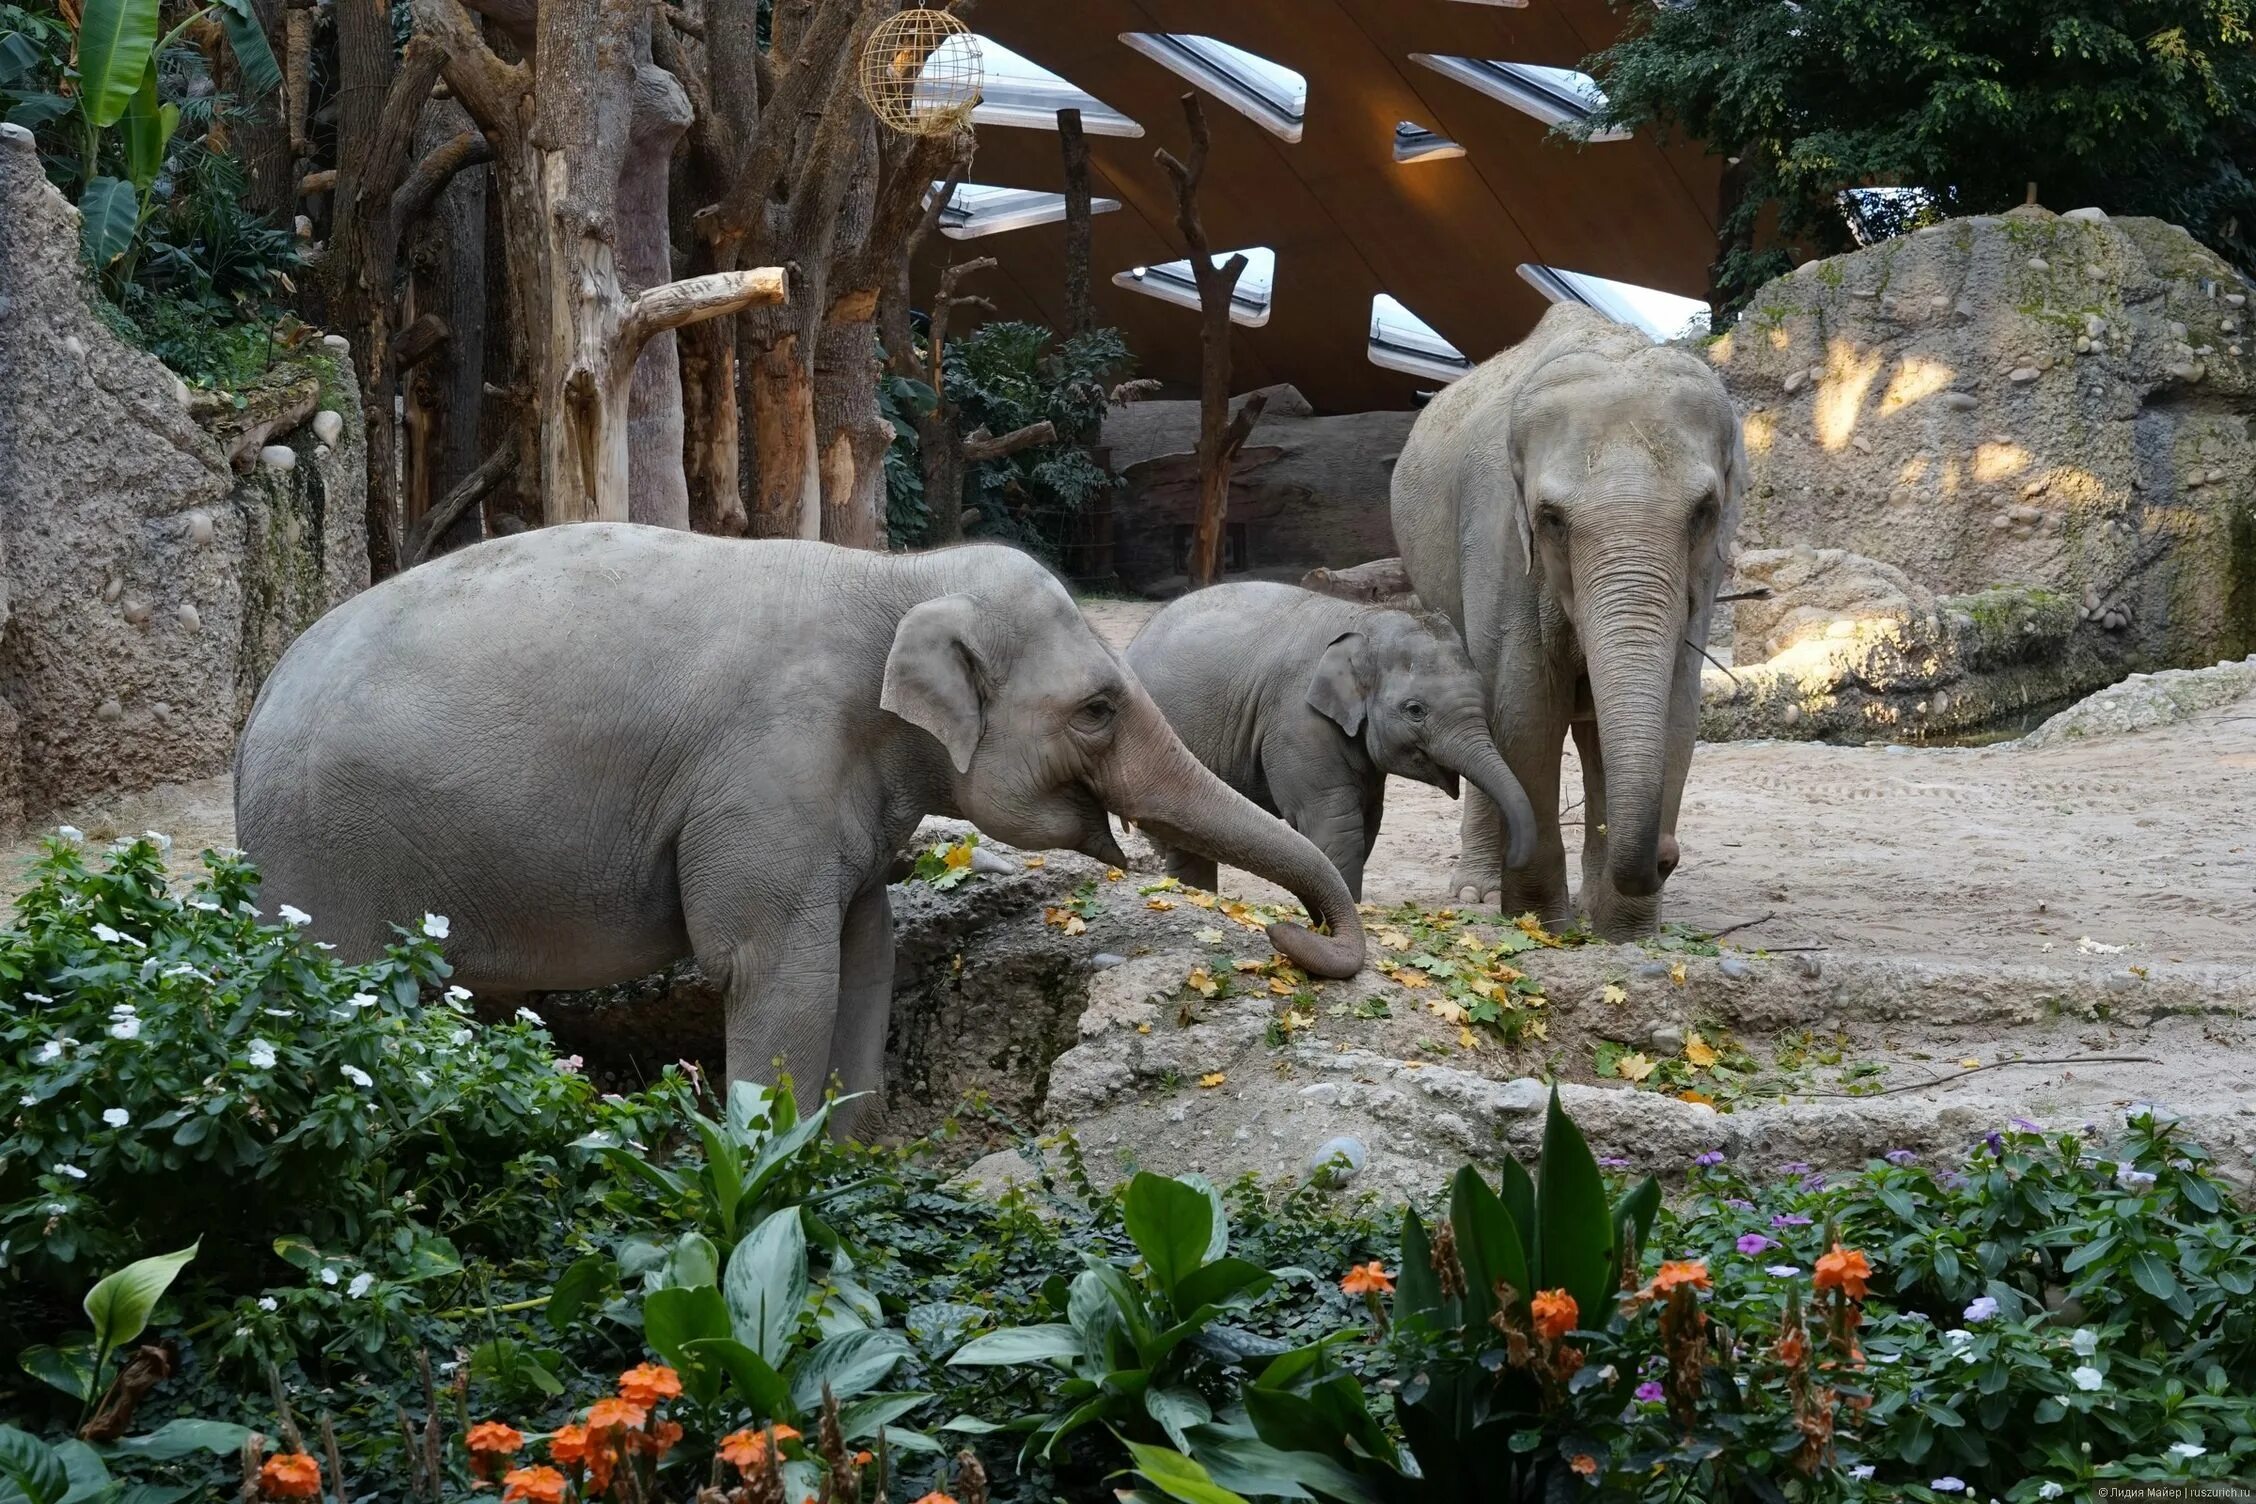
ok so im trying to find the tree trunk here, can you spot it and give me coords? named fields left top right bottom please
left=230, top=0, right=293, bottom=221
left=619, top=49, right=695, bottom=528
left=402, top=96, right=488, bottom=556
left=679, top=317, right=746, bottom=534
left=916, top=407, right=965, bottom=545
left=1058, top=106, right=1094, bottom=338
left=744, top=327, right=820, bottom=538
left=815, top=316, right=890, bottom=547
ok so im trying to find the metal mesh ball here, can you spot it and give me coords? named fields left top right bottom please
left=858, top=9, right=983, bottom=137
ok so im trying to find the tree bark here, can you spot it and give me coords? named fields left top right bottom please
left=1058, top=106, right=1094, bottom=338
left=814, top=119, right=885, bottom=547
left=402, top=96, right=489, bottom=558
left=901, top=255, right=994, bottom=545
left=620, top=48, right=695, bottom=527
left=1156, top=94, right=1253, bottom=589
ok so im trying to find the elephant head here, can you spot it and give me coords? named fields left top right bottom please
left=1305, top=611, right=1538, bottom=870
left=881, top=566, right=1366, bottom=978
left=1508, top=345, right=1743, bottom=899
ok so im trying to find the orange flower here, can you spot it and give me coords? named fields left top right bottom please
left=617, top=1362, right=682, bottom=1408
left=1776, top=1322, right=1810, bottom=1367
left=1648, top=1260, right=1712, bottom=1295
left=1530, top=1288, right=1579, bottom=1342
left=258, top=1453, right=322, bottom=1500
left=854, top=1450, right=874, bottom=1466
left=1340, top=1261, right=1395, bottom=1295
left=469, top=1421, right=525, bottom=1455
left=718, top=1424, right=802, bottom=1474
left=912, top=1495, right=960, bottom=1504
left=1813, top=1245, right=1872, bottom=1301
left=546, top=1424, right=589, bottom=1465
left=585, top=1396, right=649, bottom=1434
left=629, top=1418, right=684, bottom=1458
left=1569, top=1454, right=1599, bottom=1478
left=501, top=1465, right=567, bottom=1504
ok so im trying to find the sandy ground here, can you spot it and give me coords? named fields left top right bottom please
left=11, top=601, right=2254, bottom=981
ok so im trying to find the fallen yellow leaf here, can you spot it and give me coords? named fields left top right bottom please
left=1459, top=1026, right=1480, bottom=1051
left=1146, top=897, right=1176, bottom=911
left=1268, top=977, right=1294, bottom=996
left=1602, top=983, right=1628, bottom=1006
left=1199, top=1072, right=1227, bottom=1088
left=1023, top=855, right=1046, bottom=868
left=1233, top=958, right=1264, bottom=972
left=1526, top=1018, right=1548, bottom=1040
left=1183, top=891, right=1218, bottom=909
left=1668, top=960, right=1688, bottom=987
left=1136, top=1022, right=1152, bottom=1034
left=1193, top=927, right=1225, bottom=944
left=1684, top=1032, right=1720, bottom=1069
left=1104, top=867, right=1126, bottom=882
left=1959, top=1057, right=1981, bottom=1069
left=1678, top=1090, right=1716, bottom=1107
left=1427, top=999, right=1466, bottom=1024
left=1186, top=967, right=1221, bottom=998
left=1388, top=968, right=1432, bottom=989
left=1041, top=906, right=1087, bottom=935
left=1617, top=1052, right=1656, bottom=1083
left=1374, top=927, right=1413, bottom=950
left=942, top=843, right=974, bottom=871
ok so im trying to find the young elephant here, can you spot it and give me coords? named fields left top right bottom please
left=235, top=527, right=1364, bottom=1135
left=1125, top=582, right=1537, bottom=900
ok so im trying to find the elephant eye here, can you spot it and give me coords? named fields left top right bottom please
left=1072, top=698, right=1116, bottom=735
left=1689, top=491, right=1720, bottom=533
left=1534, top=503, right=1567, bottom=534
left=1402, top=700, right=1427, bottom=723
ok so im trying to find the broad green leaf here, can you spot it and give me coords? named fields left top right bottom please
left=587, top=1143, right=687, bottom=1199
left=947, top=1323, right=1085, bottom=1366
left=209, top=0, right=280, bottom=99
left=683, top=1337, right=792, bottom=1421
left=17, top=1345, right=93, bottom=1403
left=642, top=1284, right=732, bottom=1404
left=1123, top=1173, right=1215, bottom=1307
left=688, top=1111, right=746, bottom=1236
left=1534, top=1085, right=1613, bottom=1317
left=78, top=177, right=138, bottom=269
left=2127, top=1249, right=2183, bottom=1304
left=73, top=0, right=160, bottom=128
left=668, top=1231, right=720, bottom=1291
left=723, top=1207, right=808, bottom=1365
left=8, top=93, right=75, bottom=130
left=1123, top=1438, right=1253, bottom=1504
left=118, top=59, right=172, bottom=191
left=1173, top=1257, right=1272, bottom=1315
left=84, top=1242, right=197, bottom=1359
left=1608, top=1175, right=1661, bottom=1293
left=1191, top=1432, right=1382, bottom=1504
left=108, top=1419, right=252, bottom=1461
left=835, top=1392, right=930, bottom=1441
left=1252, top=1333, right=1350, bottom=1393
left=1394, top=1206, right=1443, bottom=1323
left=49, top=1442, right=109, bottom=1504
left=1448, top=1166, right=1526, bottom=1333
left=0, top=1428, right=67, bottom=1504
left=1067, top=1267, right=1130, bottom=1371
left=117, top=1487, right=197, bottom=1504
left=1143, top=1385, right=1210, bottom=1451
left=739, top=1104, right=840, bottom=1209
left=786, top=1328, right=908, bottom=1411
left=1498, top=1155, right=1536, bottom=1268
left=545, top=1254, right=613, bottom=1332
left=1178, top=1172, right=1231, bottom=1262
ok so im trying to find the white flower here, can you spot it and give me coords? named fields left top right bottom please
left=340, top=1064, right=373, bottom=1089
left=2116, top=1163, right=2158, bottom=1190
left=422, top=913, right=451, bottom=939
left=23, top=993, right=52, bottom=1004
left=91, top=923, right=145, bottom=949
left=515, top=1006, right=544, bottom=1026
left=2037, top=1484, right=2064, bottom=1500
left=1962, top=1296, right=1999, bottom=1323
left=1764, top=1264, right=1801, bottom=1277
left=555, top=1055, right=583, bottom=1074
left=19, top=1093, right=35, bottom=1107
left=1943, top=1328, right=1974, bottom=1359
left=162, top=964, right=209, bottom=981
left=449, top=1028, right=474, bottom=1046
left=2071, top=1328, right=2099, bottom=1356
left=107, top=1014, right=142, bottom=1041
left=347, top=1272, right=374, bottom=1298
left=263, top=1008, right=295, bottom=1017
left=187, top=899, right=222, bottom=913
left=279, top=904, right=312, bottom=927
left=1849, top=1466, right=1874, bottom=1481
left=1928, top=1479, right=1965, bottom=1495
left=2070, top=1365, right=2104, bottom=1391
left=143, top=831, right=172, bottom=854
left=258, top=1296, right=279, bottom=1312
left=346, top=993, right=378, bottom=1009
left=2168, top=1442, right=2206, bottom=1460
left=319, top=1267, right=339, bottom=1286
left=56, top=825, right=84, bottom=842
left=53, top=1163, right=87, bottom=1180
left=445, top=985, right=472, bottom=1004
left=247, top=1039, right=277, bottom=1070
left=314, top=942, right=335, bottom=951
left=35, top=1040, right=67, bottom=1064
left=102, top=1108, right=129, bottom=1128
left=233, top=1326, right=249, bottom=1339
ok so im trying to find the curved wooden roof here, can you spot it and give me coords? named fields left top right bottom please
left=935, top=0, right=1722, bottom=413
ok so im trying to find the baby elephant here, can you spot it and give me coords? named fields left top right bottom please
left=1126, top=582, right=1537, bottom=900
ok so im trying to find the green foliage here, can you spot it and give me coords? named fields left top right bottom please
left=1585, top=0, right=2256, bottom=310
left=878, top=363, right=939, bottom=548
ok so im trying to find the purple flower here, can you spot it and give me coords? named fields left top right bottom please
left=2010, top=1116, right=2042, bottom=1133
left=1962, top=1296, right=2000, bottom=1323
left=1597, top=1156, right=1631, bottom=1169
left=1884, top=1149, right=1917, bottom=1166
left=1799, top=1172, right=1827, bottom=1191
left=1984, top=1131, right=2005, bottom=1156
left=1931, top=1478, right=1966, bottom=1494
left=1772, top=1213, right=1812, bottom=1228
left=1780, top=1162, right=1811, bottom=1175
left=1634, top=1381, right=1664, bottom=1403
left=1723, top=1197, right=1755, bottom=1210
left=1694, top=1150, right=1726, bottom=1168
left=1764, top=1264, right=1801, bottom=1277
left=1736, top=1233, right=1773, bottom=1255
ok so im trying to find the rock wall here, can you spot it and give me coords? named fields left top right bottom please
left=1708, top=207, right=2255, bottom=680
left=0, top=123, right=368, bottom=833
left=1101, top=384, right=1411, bottom=596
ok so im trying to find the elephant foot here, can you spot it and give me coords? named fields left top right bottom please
left=1580, top=880, right=1662, bottom=942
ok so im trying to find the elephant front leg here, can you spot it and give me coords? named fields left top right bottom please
left=1276, top=780, right=1372, bottom=904
left=1160, top=845, right=1220, bottom=894
left=1571, top=719, right=1660, bottom=940
left=1462, top=721, right=1569, bottom=928
left=824, top=882, right=895, bottom=1139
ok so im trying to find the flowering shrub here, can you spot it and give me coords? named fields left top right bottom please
left=0, top=835, right=602, bottom=1341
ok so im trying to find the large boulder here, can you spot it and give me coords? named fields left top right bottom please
left=1706, top=207, right=2255, bottom=680
left=0, top=123, right=368, bottom=832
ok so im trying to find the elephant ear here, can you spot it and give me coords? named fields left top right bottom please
left=881, top=595, right=986, bottom=773
left=1305, top=631, right=1371, bottom=736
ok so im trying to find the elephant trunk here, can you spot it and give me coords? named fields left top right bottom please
left=1098, top=685, right=1365, bottom=978
left=1430, top=723, right=1538, bottom=872
left=1578, top=555, right=1681, bottom=899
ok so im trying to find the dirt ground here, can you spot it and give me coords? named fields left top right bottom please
left=1081, top=599, right=2256, bottom=970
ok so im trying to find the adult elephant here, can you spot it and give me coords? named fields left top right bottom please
left=235, top=526, right=1363, bottom=1130
left=1391, top=304, right=1743, bottom=939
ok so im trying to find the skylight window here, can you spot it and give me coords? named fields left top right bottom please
left=1517, top=264, right=1710, bottom=342
left=1369, top=295, right=1473, bottom=382
left=1408, top=56, right=1631, bottom=141
left=933, top=182, right=1123, bottom=240
left=970, top=37, right=1144, bottom=137
left=1114, top=247, right=1275, bottom=326
left=1119, top=33, right=1306, bottom=142
left=1393, top=121, right=1465, bottom=164
left=1449, top=0, right=1529, bottom=7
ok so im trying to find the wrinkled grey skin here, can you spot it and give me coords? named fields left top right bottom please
left=1391, top=304, right=1743, bottom=939
left=1125, top=582, right=1537, bottom=902
left=236, top=526, right=1364, bottom=1132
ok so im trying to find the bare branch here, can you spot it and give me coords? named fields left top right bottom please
left=391, top=312, right=450, bottom=371
left=1218, top=390, right=1267, bottom=462
left=410, top=0, right=524, bottom=144
left=926, top=255, right=998, bottom=393
left=960, top=420, right=1056, bottom=462
left=619, top=267, right=791, bottom=366
left=389, top=129, right=492, bottom=238
left=402, top=443, right=518, bottom=565
left=1059, top=106, right=1094, bottom=335
left=709, top=0, right=869, bottom=251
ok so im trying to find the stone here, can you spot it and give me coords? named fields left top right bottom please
left=1647, top=1021, right=1685, bottom=1053
left=95, top=698, right=122, bottom=722
left=258, top=444, right=297, bottom=472
left=2026, top=257, right=2048, bottom=271
left=184, top=509, right=214, bottom=545
left=1304, top=1135, right=1368, bottom=1185
left=1090, top=952, right=1127, bottom=969
left=321, top=333, right=351, bottom=353
left=2024, top=657, right=2256, bottom=746
left=2009, top=366, right=2040, bottom=383
left=121, top=599, right=152, bottom=625
left=1717, top=955, right=1751, bottom=981
left=311, top=409, right=344, bottom=446
left=1941, top=391, right=1978, bottom=410
left=2062, top=206, right=2110, bottom=223
left=954, top=1149, right=1041, bottom=1201
left=175, top=603, right=201, bottom=633
left=1729, top=547, right=1935, bottom=661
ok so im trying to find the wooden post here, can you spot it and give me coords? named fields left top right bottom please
left=1155, top=93, right=1262, bottom=589
left=1058, top=106, right=1094, bottom=338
